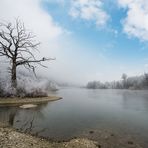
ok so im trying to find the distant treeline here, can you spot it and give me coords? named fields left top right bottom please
left=86, top=73, right=148, bottom=89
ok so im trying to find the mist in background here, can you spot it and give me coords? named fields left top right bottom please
left=1, top=0, right=148, bottom=86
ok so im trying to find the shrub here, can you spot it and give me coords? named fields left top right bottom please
left=16, top=87, right=48, bottom=98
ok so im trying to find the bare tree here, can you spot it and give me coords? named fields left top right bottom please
left=0, top=19, right=52, bottom=91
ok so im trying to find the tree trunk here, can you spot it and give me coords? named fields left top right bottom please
left=11, top=60, right=17, bottom=90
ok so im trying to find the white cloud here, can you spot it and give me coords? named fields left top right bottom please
left=0, top=0, right=66, bottom=50
left=118, top=0, right=148, bottom=41
left=69, top=0, right=109, bottom=27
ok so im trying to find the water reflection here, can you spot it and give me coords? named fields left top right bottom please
left=0, top=103, right=49, bottom=135
left=0, top=107, right=17, bottom=126
left=121, top=90, right=148, bottom=111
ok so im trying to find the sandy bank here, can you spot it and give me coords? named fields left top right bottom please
left=0, top=96, right=62, bottom=106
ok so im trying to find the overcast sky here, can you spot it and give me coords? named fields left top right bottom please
left=1, top=0, right=148, bottom=85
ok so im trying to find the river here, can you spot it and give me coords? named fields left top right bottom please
left=0, top=88, right=148, bottom=146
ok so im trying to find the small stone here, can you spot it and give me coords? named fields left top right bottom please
left=89, top=130, right=94, bottom=134
left=73, top=136, right=77, bottom=139
left=104, top=136, right=108, bottom=139
left=19, top=104, right=37, bottom=109
left=128, top=141, right=134, bottom=145
left=96, top=144, right=101, bottom=148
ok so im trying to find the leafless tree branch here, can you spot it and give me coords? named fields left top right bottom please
left=0, top=19, right=54, bottom=90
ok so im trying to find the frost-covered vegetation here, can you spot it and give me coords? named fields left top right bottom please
left=0, top=71, right=59, bottom=98
left=86, top=73, right=148, bottom=90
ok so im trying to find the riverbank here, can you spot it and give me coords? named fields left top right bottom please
left=0, top=125, right=98, bottom=148
left=0, top=96, right=62, bottom=106
left=0, top=122, right=144, bottom=148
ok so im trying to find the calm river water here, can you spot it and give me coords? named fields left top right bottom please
left=0, top=88, right=148, bottom=144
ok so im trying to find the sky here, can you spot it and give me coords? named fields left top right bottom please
left=1, top=0, right=148, bottom=85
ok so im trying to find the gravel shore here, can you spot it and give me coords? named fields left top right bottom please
left=0, top=123, right=144, bottom=148
left=0, top=125, right=145, bottom=148
left=0, top=126, right=98, bottom=148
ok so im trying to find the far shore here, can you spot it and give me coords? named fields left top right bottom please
left=0, top=96, right=62, bottom=106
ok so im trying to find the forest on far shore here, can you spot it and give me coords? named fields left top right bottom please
left=86, top=73, right=148, bottom=90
